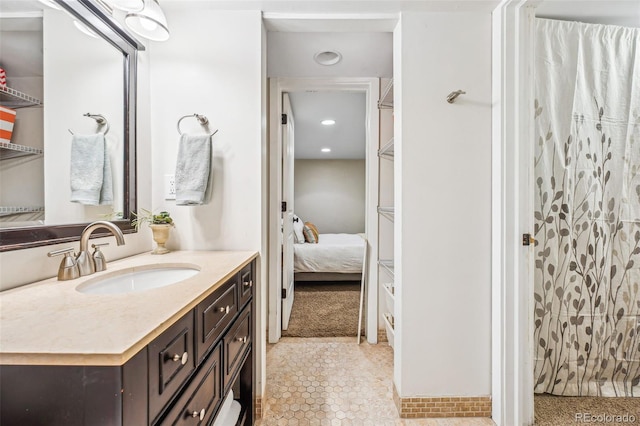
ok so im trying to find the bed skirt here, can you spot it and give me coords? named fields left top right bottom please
left=295, top=272, right=362, bottom=282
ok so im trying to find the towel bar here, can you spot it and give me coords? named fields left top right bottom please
left=68, top=113, right=110, bottom=135
left=177, top=113, right=218, bottom=136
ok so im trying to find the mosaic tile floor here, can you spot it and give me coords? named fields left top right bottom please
left=258, top=337, right=495, bottom=426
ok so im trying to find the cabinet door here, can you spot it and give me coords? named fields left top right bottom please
left=223, top=306, right=251, bottom=392
left=149, top=311, right=196, bottom=422
left=238, top=262, right=253, bottom=309
left=195, top=277, right=238, bottom=362
left=157, top=343, right=222, bottom=426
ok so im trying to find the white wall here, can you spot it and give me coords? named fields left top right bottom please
left=294, top=159, right=365, bottom=234
left=394, top=12, right=492, bottom=397
left=149, top=9, right=262, bottom=254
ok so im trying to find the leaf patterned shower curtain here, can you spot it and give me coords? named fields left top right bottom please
left=533, top=18, right=640, bottom=397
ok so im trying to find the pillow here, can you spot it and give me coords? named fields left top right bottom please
left=303, top=222, right=318, bottom=243
left=292, top=215, right=305, bottom=243
left=304, top=222, right=319, bottom=243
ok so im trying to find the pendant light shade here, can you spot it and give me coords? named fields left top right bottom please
left=106, top=0, right=144, bottom=12
left=125, top=0, right=169, bottom=41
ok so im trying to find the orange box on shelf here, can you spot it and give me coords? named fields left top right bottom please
left=0, top=105, right=17, bottom=144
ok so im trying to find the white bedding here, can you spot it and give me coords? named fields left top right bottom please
left=294, top=233, right=365, bottom=273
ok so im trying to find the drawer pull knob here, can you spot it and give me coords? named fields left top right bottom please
left=172, top=352, right=189, bottom=365
left=217, top=305, right=230, bottom=314
left=191, top=408, right=205, bottom=420
left=236, top=336, right=247, bottom=343
left=243, top=280, right=253, bottom=288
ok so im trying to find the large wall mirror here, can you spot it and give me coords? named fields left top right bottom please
left=0, top=0, right=144, bottom=251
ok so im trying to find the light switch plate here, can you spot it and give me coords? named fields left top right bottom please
left=164, top=174, right=176, bottom=200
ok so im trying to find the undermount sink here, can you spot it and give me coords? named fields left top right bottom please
left=76, top=264, right=200, bottom=295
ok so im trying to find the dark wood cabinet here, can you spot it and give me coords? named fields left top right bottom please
left=149, top=311, right=196, bottom=422
left=238, top=262, right=253, bottom=309
left=0, top=258, right=255, bottom=426
left=158, top=343, right=222, bottom=426
left=196, top=277, right=238, bottom=362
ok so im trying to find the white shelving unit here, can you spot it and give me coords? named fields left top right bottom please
left=378, top=77, right=395, bottom=348
left=0, top=85, right=45, bottom=219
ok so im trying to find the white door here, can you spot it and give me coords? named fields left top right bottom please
left=281, top=93, right=295, bottom=330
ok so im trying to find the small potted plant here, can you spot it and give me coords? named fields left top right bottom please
left=132, top=209, right=174, bottom=255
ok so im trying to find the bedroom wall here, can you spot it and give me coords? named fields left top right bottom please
left=394, top=11, right=492, bottom=398
left=294, top=159, right=365, bottom=234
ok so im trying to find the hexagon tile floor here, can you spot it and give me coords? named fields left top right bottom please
left=257, top=337, right=495, bottom=426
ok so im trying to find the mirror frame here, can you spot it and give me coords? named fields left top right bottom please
left=0, top=0, right=145, bottom=252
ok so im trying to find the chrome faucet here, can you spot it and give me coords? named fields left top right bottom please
left=76, top=221, right=125, bottom=276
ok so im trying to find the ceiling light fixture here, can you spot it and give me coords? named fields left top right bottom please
left=125, top=0, right=170, bottom=41
left=321, top=148, right=331, bottom=153
left=73, top=20, right=99, bottom=38
left=38, top=0, right=61, bottom=10
left=105, top=0, right=144, bottom=12
left=321, top=119, right=336, bottom=126
left=314, top=50, right=342, bottom=66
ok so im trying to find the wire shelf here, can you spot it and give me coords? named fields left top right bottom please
left=377, top=79, right=394, bottom=109
left=0, top=86, right=42, bottom=108
left=0, top=142, right=44, bottom=160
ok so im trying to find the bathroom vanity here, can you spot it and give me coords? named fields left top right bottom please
left=0, top=251, right=257, bottom=426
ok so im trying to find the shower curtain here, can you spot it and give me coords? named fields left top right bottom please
left=533, top=18, right=640, bottom=397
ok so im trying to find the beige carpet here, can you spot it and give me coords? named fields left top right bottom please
left=281, top=282, right=361, bottom=338
left=535, top=394, right=640, bottom=425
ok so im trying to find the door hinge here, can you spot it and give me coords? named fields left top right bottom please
left=281, top=201, right=287, bottom=212
left=281, top=114, right=288, bottom=125
left=281, top=288, right=287, bottom=299
left=522, top=233, right=535, bottom=246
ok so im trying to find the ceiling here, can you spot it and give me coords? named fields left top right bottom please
left=288, top=92, right=366, bottom=160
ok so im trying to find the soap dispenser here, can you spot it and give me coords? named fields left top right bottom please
left=92, top=243, right=109, bottom=272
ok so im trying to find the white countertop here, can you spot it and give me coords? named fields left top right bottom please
left=0, top=250, right=257, bottom=366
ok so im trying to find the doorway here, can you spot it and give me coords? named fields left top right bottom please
left=267, top=77, right=380, bottom=343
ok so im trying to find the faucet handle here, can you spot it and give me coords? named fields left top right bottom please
left=91, top=243, right=109, bottom=272
left=47, top=247, right=75, bottom=257
left=47, top=248, right=80, bottom=281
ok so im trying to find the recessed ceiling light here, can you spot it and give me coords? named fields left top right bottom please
left=314, top=51, right=342, bottom=66
left=321, top=148, right=331, bottom=153
left=321, top=119, right=336, bottom=126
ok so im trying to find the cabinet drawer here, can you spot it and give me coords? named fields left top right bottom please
left=149, top=311, right=196, bottom=422
left=223, top=307, right=251, bottom=391
left=195, top=278, right=238, bottom=362
left=157, top=343, right=222, bottom=426
left=238, top=262, right=253, bottom=309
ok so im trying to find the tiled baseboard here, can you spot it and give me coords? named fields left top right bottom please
left=378, top=328, right=388, bottom=342
left=393, top=386, right=491, bottom=418
left=255, top=396, right=263, bottom=419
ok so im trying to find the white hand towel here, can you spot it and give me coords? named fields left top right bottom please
left=212, top=390, right=234, bottom=426
left=99, top=141, right=113, bottom=205
left=70, top=133, right=109, bottom=205
left=175, top=133, right=211, bottom=205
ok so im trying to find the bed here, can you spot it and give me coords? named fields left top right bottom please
left=294, top=233, right=366, bottom=282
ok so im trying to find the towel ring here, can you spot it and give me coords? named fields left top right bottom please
left=177, top=113, right=218, bottom=136
left=68, top=113, right=110, bottom=135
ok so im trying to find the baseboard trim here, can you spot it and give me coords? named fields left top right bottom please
left=393, top=385, right=491, bottom=418
left=255, top=396, right=263, bottom=419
